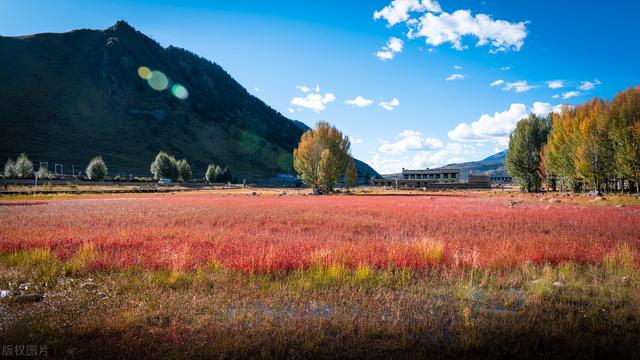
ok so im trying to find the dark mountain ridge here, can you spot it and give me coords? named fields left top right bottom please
left=0, top=21, right=378, bottom=179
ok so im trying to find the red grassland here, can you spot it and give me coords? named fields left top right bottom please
left=1, top=192, right=639, bottom=272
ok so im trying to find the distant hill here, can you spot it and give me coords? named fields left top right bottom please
left=446, top=150, right=508, bottom=180
left=0, top=21, right=378, bottom=179
left=381, top=150, right=507, bottom=180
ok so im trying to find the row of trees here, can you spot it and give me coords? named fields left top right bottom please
left=4, top=153, right=34, bottom=179
left=293, top=121, right=358, bottom=193
left=4, top=153, right=109, bottom=181
left=4, top=151, right=232, bottom=184
left=506, top=87, right=640, bottom=193
left=149, top=151, right=192, bottom=182
left=150, top=151, right=233, bottom=183
left=205, top=163, right=232, bottom=183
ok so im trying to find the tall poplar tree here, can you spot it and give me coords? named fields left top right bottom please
left=505, top=114, right=550, bottom=192
left=610, top=87, right=640, bottom=192
left=575, top=99, right=614, bottom=194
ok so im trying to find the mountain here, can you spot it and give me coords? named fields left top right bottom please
left=381, top=150, right=507, bottom=180
left=445, top=150, right=508, bottom=180
left=0, top=21, right=378, bottom=179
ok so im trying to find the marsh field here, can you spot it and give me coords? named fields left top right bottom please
left=1, top=190, right=639, bottom=359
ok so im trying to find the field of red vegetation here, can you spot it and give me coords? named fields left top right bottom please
left=1, top=192, right=639, bottom=272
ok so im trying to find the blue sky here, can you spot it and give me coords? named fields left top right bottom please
left=1, top=0, right=639, bottom=173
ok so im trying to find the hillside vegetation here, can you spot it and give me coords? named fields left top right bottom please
left=0, top=21, right=377, bottom=179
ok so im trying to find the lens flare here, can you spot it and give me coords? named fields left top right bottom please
left=147, top=70, right=169, bottom=91
left=137, top=66, right=151, bottom=80
left=171, top=84, right=189, bottom=100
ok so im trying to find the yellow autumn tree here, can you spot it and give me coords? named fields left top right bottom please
left=545, top=105, right=581, bottom=191
left=610, top=87, right=640, bottom=192
left=344, top=158, right=358, bottom=192
left=293, top=121, right=351, bottom=193
left=575, top=99, right=614, bottom=194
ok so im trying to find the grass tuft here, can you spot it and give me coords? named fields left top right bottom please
left=603, top=244, right=637, bottom=277
left=415, top=237, right=445, bottom=266
left=0, top=248, right=62, bottom=286
left=65, top=242, right=99, bottom=275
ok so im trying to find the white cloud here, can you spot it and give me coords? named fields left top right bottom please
left=370, top=141, right=474, bottom=174
left=374, top=1, right=528, bottom=53
left=425, top=137, right=445, bottom=149
left=578, top=79, right=601, bottom=91
left=373, top=0, right=442, bottom=26
left=376, top=50, right=395, bottom=60
left=546, top=80, right=564, bottom=89
left=561, top=91, right=580, bottom=99
left=379, top=130, right=443, bottom=155
left=531, top=101, right=553, bottom=116
left=502, top=80, right=534, bottom=93
left=376, top=37, right=404, bottom=60
left=379, top=97, right=400, bottom=111
left=407, top=9, right=527, bottom=53
left=349, top=136, right=363, bottom=144
left=490, top=79, right=505, bottom=87
left=453, top=65, right=463, bottom=70
left=446, top=73, right=464, bottom=81
left=345, top=96, right=374, bottom=107
left=290, top=85, right=336, bottom=112
left=500, top=66, right=511, bottom=71
left=552, top=94, right=560, bottom=99
left=254, top=87, right=260, bottom=92
left=387, top=37, right=404, bottom=52
left=448, top=103, right=528, bottom=142
left=288, top=108, right=295, bottom=114
left=448, top=101, right=559, bottom=144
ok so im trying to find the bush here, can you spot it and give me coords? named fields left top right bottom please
left=150, top=151, right=179, bottom=181
left=86, top=156, right=108, bottom=181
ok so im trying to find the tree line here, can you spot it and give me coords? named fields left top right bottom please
left=3, top=151, right=232, bottom=184
left=506, top=87, right=640, bottom=193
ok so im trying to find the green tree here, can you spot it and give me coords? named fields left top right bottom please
left=4, top=159, right=17, bottom=178
left=219, top=166, right=232, bottom=183
left=86, top=156, right=108, bottom=180
left=610, top=87, right=640, bottom=192
left=344, top=158, right=358, bottom=192
left=150, top=151, right=179, bottom=181
left=205, top=163, right=220, bottom=183
left=293, top=121, right=351, bottom=193
left=176, top=159, right=192, bottom=182
left=14, top=153, right=34, bottom=178
left=505, top=114, right=550, bottom=192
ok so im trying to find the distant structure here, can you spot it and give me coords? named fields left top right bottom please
left=489, top=172, right=513, bottom=185
left=372, top=167, right=490, bottom=189
left=468, top=174, right=491, bottom=187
